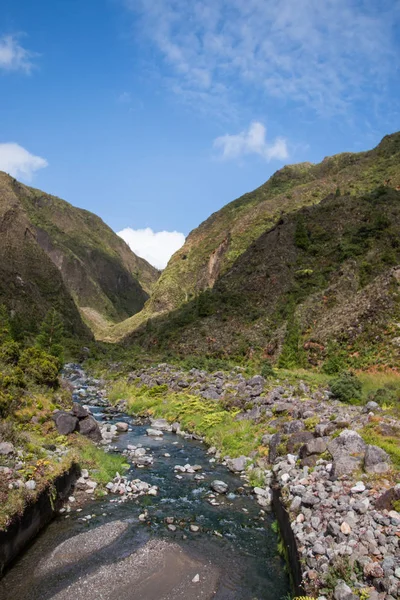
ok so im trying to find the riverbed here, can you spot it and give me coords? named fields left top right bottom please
left=0, top=367, right=289, bottom=600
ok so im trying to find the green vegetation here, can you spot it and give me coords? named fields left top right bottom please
left=361, top=423, right=400, bottom=468
left=74, top=438, right=128, bottom=485
left=329, top=371, right=362, bottom=404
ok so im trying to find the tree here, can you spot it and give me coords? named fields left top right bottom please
left=36, top=309, right=64, bottom=361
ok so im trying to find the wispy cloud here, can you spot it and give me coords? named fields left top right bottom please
left=214, top=121, right=288, bottom=162
left=123, top=0, right=399, bottom=118
left=0, top=143, right=48, bottom=180
left=118, top=227, right=185, bottom=269
left=0, top=34, right=37, bottom=74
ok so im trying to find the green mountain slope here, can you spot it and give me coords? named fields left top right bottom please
left=125, top=185, right=400, bottom=370
left=110, top=132, right=400, bottom=341
left=0, top=172, right=159, bottom=338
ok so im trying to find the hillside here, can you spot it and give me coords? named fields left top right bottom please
left=0, top=172, right=159, bottom=339
left=125, top=185, right=400, bottom=370
left=109, top=132, right=400, bottom=341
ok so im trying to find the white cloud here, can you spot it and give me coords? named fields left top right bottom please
left=118, top=227, right=185, bottom=269
left=117, top=91, right=132, bottom=103
left=0, top=143, right=48, bottom=180
left=124, top=0, right=400, bottom=117
left=214, top=121, right=288, bottom=162
left=0, top=35, right=36, bottom=73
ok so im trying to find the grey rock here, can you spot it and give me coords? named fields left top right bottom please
left=268, top=433, right=282, bottom=463
left=247, top=375, right=265, bottom=387
left=0, top=442, right=14, bottom=455
left=300, top=438, right=327, bottom=457
left=77, top=416, right=102, bottom=441
left=71, top=402, right=89, bottom=419
left=333, top=580, right=357, bottom=600
left=146, top=428, right=164, bottom=437
left=25, top=480, right=36, bottom=491
left=211, top=480, right=228, bottom=494
left=53, top=411, right=78, bottom=435
left=115, top=422, right=129, bottom=432
left=226, top=456, right=247, bottom=472
left=302, top=494, right=320, bottom=507
left=364, top=444, right=391, bottom=474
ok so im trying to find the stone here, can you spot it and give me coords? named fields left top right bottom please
left=340, top=522, right=351, bottom=535
left=364, top=445, right=391, bottom=474
left=192, top=574, right=200, bottom=583
left=268, top=433, right=282, bottom=463
left=211, top=480, right=228, bottom=494
left=0, top=442, right=14, bottom=455
left=313, top=542, right=326, bottom=555
left=364, top=562, right=384, bottom=579
left=351, top=481, right=366, bottom=493
left=226, top=456, right=247, bottom=472
left=300, top=438, right=327, bottom=457
left=247, top=375, right=265, bottom=387
left=115, top=422, right=129, bottom=432
left=53, top=411, right=78, bottom=435
left=146, top=428, right=163, bottom=437
left=25, top=480, right=36, bottom=490
left=77, top=416, right=102, bottom=441
left=333, top=580, right=357, bottom=600
left=71, top=403, right=89, bottom=419
left=287, top=431, right=314, bottom=453
left=302, top=494, right=320, bottom=507
left=150, top=418, right=171, bottom=431
left=190, top=524, right=200, bottom=532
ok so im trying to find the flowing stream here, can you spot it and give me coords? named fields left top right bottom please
left=0, top=368, right=289, bottom=600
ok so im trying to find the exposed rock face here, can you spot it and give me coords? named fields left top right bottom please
left=328, top=430, right=367, bottom=476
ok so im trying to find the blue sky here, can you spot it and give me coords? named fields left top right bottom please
left=1, top=0, right=399, bottom=268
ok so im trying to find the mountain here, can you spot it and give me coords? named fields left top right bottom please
left=0, top=172, right=159, bottom=339
left=108, top=132, right=400, bottom=342
left=126, top=185, right=400, bottom=369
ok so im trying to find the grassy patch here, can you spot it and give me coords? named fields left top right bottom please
left=73, top=437, right=128, bottom=485
left=113, top=382, right=264, bottom=458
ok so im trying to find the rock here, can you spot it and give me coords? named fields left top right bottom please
left=77, top=416, right=102, bottom=441
left=146, top=428, right=163, bottom=437
left=171, top=422, right=181, bottom=433
left=299, top=438, right=327, bottom=457
left=328, top=430, right=367, bottom=477
left=340, top=522, right=351, bottom=535
left=25, top=480, right=36, bottom=490
left=302, top=494, right=320, bottom=507
left=287, top=431, right=314, bottom=453
left=363, top=401, right=380, bottom=413
left=351, top=481, right=366, bottom=493
left=150, top=418, right=171, bottom=431
left=313, top=542, right=326, bottom=555
left=333, top=580, right=357, bottom=600
left=211, top=480, right=228, bottom=494
left=53, top=411, right=78, bottom=435
left=115, top=422, right=129, bottom=432
left=192, top=574, right=200, bottom=583
left=268, top=433, right=282, bottom=463
left=190, top=524, right=200, bottom=532
left=167, top=524, right=176, bottom=532
left=0, top=442, right=14, bottom=455
left=71, top=403, right=89, bottom=418
left=364, top=444, right=391, bottom=474
left=364, top=562, right=384, bottom=579
left=226, top=456, right=247, bottom=472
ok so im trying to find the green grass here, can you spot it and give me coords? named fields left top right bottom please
left=360, top=423, right=400, bottom=469
left=76, top=438, right=129, bottom=484
left=110, top=382, right=264, bottom=459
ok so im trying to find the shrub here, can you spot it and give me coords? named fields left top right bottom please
left=261, top=361, right=275, bottom=379
left=329, top=371, right=362, bottom=404
left=19, top=347, right=60, bottom=387
left=0, top=340, right=20, bottom=365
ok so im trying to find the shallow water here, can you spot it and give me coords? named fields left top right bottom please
left=0, top=373, right=289, bottom=600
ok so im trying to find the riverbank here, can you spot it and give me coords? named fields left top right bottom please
left=105, top=362, right=400, bottom=600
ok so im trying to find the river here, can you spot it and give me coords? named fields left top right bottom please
left=0, top=367, right=289, bottom=600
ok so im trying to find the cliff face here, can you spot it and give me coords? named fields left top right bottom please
left=0, top=172, right=159, bottom=339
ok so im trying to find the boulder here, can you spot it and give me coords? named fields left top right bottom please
left=0, top=442, right=14, bottom=455
left=333, top=580, right=357, bottom=600
left=71, top=402, right=89, bottom=419
left=77, top=416, right=102, bottom=441
left=211, top=480, right=228, bottom=494
left=53, top=411, right=78, bottom=435
left=226, top=455, right=247, bottom=472
left=364, top=444, right=391, bottom=474
left=327, top=430, right=367, bottom=477
left=286, top=431, right=314, bottom=453
left=115, top=422, right=129, bottom=432
left=268, top=433, right=282, bottom=463
left=146, top=428, right=163, bottom=437
left=150, top=418, right=171, bottom=431
left=299, top=437, right=327, bottom=457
